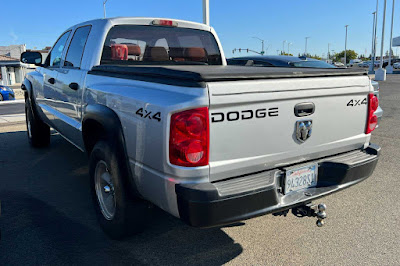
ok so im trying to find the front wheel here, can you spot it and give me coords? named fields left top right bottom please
left=89, top=140, right=148, bottom=239
left=25, top=99, right=50, bottom=147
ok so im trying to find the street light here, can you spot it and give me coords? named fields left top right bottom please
left=103, top=0, right=108, bottom=18
left=304, top=37, right=310, bottom=56
left=203, top=0, right=210, bottom=25
left=327, top=43, right=331, bottom=62
left=387, top=0, right=395, bottom=74
left=370, top=12, right=377, bottom=73
left=344, top=25, right=349, bottom=66
left=283, top=40, right=287, bottom=54
left=373, top=0, right=379, bottom=70
left=252, top=37, right=265, bottom=55
left=376, top=0, right=387, bottom=81
left=288, top=42, right=293, bottom=55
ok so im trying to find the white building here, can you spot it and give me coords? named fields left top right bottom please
left=0, top=55, right=28, bottom=86
left=0, top=44, right=27, bottom=86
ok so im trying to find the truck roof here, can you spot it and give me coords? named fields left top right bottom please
left=66, top=17, right=212, bottom=32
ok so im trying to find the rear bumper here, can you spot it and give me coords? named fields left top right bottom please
left=176, top=144, right=380, bottom=228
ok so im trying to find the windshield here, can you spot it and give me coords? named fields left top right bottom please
left=289, top=60, right=336, bottom=68
left=101, top=25, right=222, bottom=66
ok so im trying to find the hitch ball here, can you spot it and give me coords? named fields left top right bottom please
left=316, top=219, right=325, bottom=227
left=318, top=203, right=326, bottom=212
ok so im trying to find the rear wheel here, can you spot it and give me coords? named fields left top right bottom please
left=0, top=94, right=3, bottom=101
left=89, top=140, right=148, bottom=239
left=25, top=99, right=50, bottom=147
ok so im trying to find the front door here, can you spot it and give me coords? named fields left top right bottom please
left=36, top=30, right=71, bottom=126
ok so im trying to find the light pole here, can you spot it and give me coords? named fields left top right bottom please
left=203, top=0, right=210, bottom=25
left=387, top=0, right=396, bottom=74
left=304, top=37, right=310, bottom=56
left=327, top=43, right=331, bottom=62
left=370, top=12, right=377, bottom=73
left=373, top=0, right=379, bottom=71
left=103, top=0, right=108, bottom=18
left=288, top=42, right=292, bottom=55
left=376, top=0, right=388, bottom=81
left=283, top=40, right=287, bottom=54
left=344, top=25, right=349, bottom=66
left=252, top=37, right=265, bottom=55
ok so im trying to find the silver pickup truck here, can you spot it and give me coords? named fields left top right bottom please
left=21, top=17, right=380, bottom=239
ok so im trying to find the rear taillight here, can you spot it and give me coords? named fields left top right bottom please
left=366, top=93, right=379, bottom=134
left=169, top=107, right=209, bottom=167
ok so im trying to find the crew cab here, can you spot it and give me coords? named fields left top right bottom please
left=21, top=17, right=380, bottom=239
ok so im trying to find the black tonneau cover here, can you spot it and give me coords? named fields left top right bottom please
left=89, top=65, right=368, bottom=87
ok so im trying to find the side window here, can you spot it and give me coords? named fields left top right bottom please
left=64, top=26, right=92, bottom=68
left=253, top=60, right=273, bottom=67
left=49, top=31, right=71, bottom=67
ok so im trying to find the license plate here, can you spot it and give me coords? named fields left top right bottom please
left=284, top=164, right=318, bottom=194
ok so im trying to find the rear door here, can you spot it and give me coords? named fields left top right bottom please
left=54, top=25, right=91, bottom=146
left=208, top=75, right=371, bottom=181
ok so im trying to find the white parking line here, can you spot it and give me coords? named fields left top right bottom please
left=0, top=113, right=25, bottom=124
left=0, top=99, right=24, bottom=105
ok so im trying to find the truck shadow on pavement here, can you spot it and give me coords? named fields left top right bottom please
left=0, top=129, right=243, bottom=265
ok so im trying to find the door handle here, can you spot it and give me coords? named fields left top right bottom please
left=294, top=102, right=315, bottom=117
left=48, top=78, right=55, bottom=84
left=69, top=82, right=79, bottom=91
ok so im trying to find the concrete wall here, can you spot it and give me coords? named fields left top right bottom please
left=0, top=45, right=26, bottom=59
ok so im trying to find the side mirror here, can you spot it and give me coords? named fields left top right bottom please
left=20, top=51, right=42, bottom=66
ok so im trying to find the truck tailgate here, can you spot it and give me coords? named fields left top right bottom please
left=208, top=75, right=371, bottom=181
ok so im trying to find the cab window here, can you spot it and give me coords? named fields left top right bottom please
left=47, top=31, right=71, bottom=67
left=64, top=26, right=92, bottom=68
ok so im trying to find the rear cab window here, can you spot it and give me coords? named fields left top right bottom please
left=100, top=25, right=222, bottom=65
left=64, top=25, right=92, bottom=68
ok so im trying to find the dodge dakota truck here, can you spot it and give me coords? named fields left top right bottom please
left=20, top=17, right=380, bottom=239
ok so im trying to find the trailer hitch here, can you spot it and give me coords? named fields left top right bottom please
left=292, top=203, right=327, bottom=227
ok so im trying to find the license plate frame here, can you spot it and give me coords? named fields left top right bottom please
left=284, top=163, right=318, bottom=194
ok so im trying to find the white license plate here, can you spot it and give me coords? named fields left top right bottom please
left=284, top=164, right=318, bottom=194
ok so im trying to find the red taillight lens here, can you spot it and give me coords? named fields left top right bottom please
left=169, top=107, right=209, bottom=167
left=366, top=93, right=379, bottom=134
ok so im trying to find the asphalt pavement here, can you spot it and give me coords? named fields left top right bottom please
left=0, top=77, right=399, bottom=265
left=0, top=100, right=24, bottom=116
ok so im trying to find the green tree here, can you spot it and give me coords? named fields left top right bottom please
left=334, top=50, right=358, bottom=63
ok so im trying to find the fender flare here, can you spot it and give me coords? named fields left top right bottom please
left=82, top=104, right=140, bottom=196
left=22, top=78, right=32, bottom=103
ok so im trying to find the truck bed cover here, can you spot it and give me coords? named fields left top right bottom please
left=89, top=65, right=368, bottom=87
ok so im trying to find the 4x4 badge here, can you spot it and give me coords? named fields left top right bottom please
left=296, top=120, right=312, bottom=143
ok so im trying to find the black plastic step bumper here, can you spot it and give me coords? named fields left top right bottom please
left=176, top=144, right=380, bottom=228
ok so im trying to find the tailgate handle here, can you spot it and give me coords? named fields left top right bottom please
left=294, top=102, right=315, bottom=117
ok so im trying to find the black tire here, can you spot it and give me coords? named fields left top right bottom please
left=89, top=140, right=147, bottom=239
left=25, top=99, right=50, bottom=147
left=0, top=94, right=3, bottom=101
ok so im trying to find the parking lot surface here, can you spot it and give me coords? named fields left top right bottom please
left=0, top=76, right=399, bottom=265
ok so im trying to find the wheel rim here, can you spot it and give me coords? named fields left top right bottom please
left=95, top=160, right=116, bottom=220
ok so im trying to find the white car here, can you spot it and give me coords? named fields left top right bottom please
left=358, top=61, right=371, bottom=68
left=333, top=62, right=344, bottom=67
left=393, top=62, right=400, bottom=69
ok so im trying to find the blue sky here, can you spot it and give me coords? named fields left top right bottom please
left=1, top=0, right=398, bottom=58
